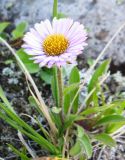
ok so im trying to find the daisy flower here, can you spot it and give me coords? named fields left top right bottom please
left=22, top=18, right=88, bottom=68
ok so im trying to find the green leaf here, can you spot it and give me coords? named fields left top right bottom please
left=77, top=125, right=85, bottom=138
left=28, top=96, right=41, bottom=114
left=64, top=83, right=79, bottom=96
left=70, top=126, right=92, bottom=158
left=106, top=122, right=125, bottom=134
left=0, top=22, right=10, bottom=33
left=94, top=133, right=116, bottom=147
left=0, top=86, right=13, bottom=111
left=96, top=115, right=125, bottom=126
left=8, top=144, right=29, bottom=160
left=69, top=66, right=80, bottom=113
left=50, top=111, right=62, bottom=131
left=70, top=141, right=81, bottom=156
left=0, top=102, right=59, bottom=154
left=64, top=94, right=70, bottom=114
left=12, top=22, right=27, bottom=39
left=77, top=126, right=92, bottom=158
left=87, top=57, right=94, bottom=67
left=17, top=49, right=40, bottom=74
left=81, top=104, right=115, bottom=116
left=25, top=63, right=40, bottom=74
left=40, top=68, right=53, bottom=84
left=88, top=59, right=111, bottom=93
left=80, top=134, right=93, bottom=159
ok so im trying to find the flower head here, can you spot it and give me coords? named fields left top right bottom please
left=22, top=18, right=87, bottom=68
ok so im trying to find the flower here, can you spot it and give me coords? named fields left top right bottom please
left=22, top=18, right=87, bottom=68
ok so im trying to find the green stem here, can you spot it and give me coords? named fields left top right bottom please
left=53, top=0, right=58, bottom=18
left=57, top=67, right=64, bottom=108
left=57, top=67, right=64, bottom=123
left=53, top=66, right=59, bottom=107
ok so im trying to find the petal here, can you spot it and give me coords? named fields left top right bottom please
left=35, top=21, right=49, bottom=39
left=44, top=19, right=54, bottom=34
left=52, top=18, right=73, bottom=35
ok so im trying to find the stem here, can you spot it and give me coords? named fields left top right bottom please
left=57, top=67, right=64, bottom=108
left=53, top=0, right=58, bottom=18
left=57, top=67, right=65, bottom=123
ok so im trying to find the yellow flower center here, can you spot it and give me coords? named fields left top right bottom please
left=43, top=34, right=69, bottom=56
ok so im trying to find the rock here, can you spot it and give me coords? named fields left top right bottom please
left=0, top=0, right=125, bottom=66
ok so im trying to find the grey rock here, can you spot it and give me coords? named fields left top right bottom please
left=0, top=0, right=125, bottom=65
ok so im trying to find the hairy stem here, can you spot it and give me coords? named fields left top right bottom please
left=57, top=67, right=64, bottom=108
left=57, top=67, right=65, bottom=123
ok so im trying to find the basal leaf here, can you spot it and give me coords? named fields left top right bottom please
left=64, top=83, right=79, bottom=95
left=106, top=122, right=125, bottom=134
left=94, top=133, right=116, bottom=147
left=69, top=66, right=80, bottom=113
left=12, top=22, right=27, bottom=39
left=88, top=59, right=111, bottom=93
left=96, top=115, right=125, bottom=126
left=70, top=141, right=81, bottom=156
left=8, top=144, right=29, bottom=160
left=17, top=49, right=40, bottom=74
left=40, top=68, right=53, bottom=84
left=0, top=22, right=10, bottom=33
left=80, top=134, right=93, bottom=159
left=64, top=94, right=70, bottom=114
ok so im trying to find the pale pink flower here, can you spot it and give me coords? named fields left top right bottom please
left=22, top=18, right=87, bottom=68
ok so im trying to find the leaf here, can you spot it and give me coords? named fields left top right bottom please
left=69, top=66, right=80, bottom=113
left=64, top=94, right=70, bottom=114
left=64, top=83, right=79, bottom=95
left=28, top=96, right=38, bottom=107
left=40, top=68, right=53, bottom=84
left=79, top=134, right=92, bottom=159
left=70, top=126, right=92, bottom=158
left=80, top=134, right=93, bottom=159
left=87, top=57, right=94, bottom=67
left=81, top=104, right=115, bottom=116
left=0, top=86, right=13, bottom=111
left=96, top=115, right=125, bottom=126
left=0, top=102, right=59, bottom=154
left=8, top=144, right=29, bottom=160
left=88, top=59, right=111, bottom=93
left=25, top=63, right=40, bottom=74
left=28, top=96, right=41, bottom=114
left=77, top=125, right=84, bottom=138
left=12, top=22, right=27, bottom=39
left=106, top=122, right=125, bottom=134
left=70, top=141, right=81, bottom=156
left=94, top=133, right=116, bottom=147
left=0, top=22, right=10, bottom=33
left=77, top=125, right=92, bottom=158
left=50, top=111, right=62, bottom=131
left=17, top=49, right=40, bottom=74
